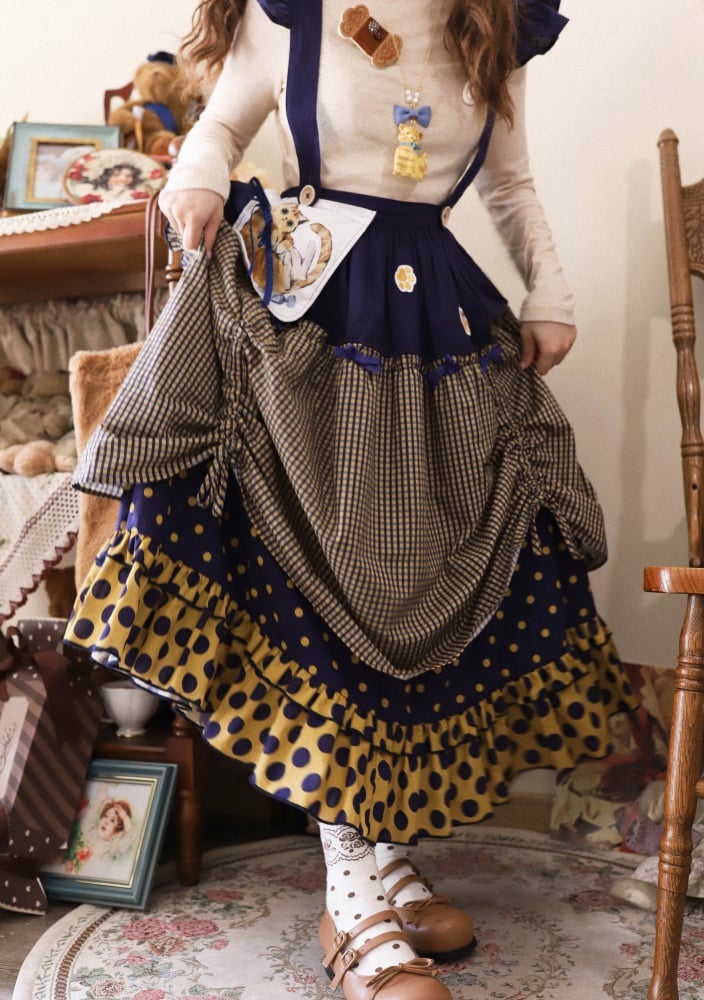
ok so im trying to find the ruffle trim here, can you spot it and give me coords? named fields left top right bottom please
left=517, top=0, right=568, bottom=66
left=66, top=527, right=638, bottom=844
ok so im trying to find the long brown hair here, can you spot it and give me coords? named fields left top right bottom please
left=179, top=0, right=517, bottom=122
left=445, top=0, right=517, bottom=125
left=179, top=0, right=247, bottom=96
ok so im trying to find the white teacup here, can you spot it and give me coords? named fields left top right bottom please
left=100, top=680, right=160, bottom=738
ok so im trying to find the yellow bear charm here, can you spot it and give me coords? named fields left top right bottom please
left=393, top=121, right=428, bottom=181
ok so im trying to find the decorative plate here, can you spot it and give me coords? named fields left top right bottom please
left=62, top=147, right=167, bottom=205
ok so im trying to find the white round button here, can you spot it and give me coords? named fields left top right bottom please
left=299, top=184, right=316, bottom=205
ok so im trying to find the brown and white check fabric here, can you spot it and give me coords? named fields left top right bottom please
left=76, top=223, right=606, bottom=679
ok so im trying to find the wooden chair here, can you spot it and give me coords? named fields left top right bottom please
left=103, top=82, right=133, bottom=127
left=644, top=129, right=704, bottom=1000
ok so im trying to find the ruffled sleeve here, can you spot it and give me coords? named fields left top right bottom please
left=255, top=0, right=291, bottom=27
left=516, top=0, right=568, bottom=66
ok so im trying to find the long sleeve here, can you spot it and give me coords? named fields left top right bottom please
left=474, top=66, right=576, bottom=326
left=164, top=1, right=287, bottom=202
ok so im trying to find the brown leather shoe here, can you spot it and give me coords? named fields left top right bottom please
left=379, top=860, right=477, bottom=962
left=319, top=908, right=452, bottom=1000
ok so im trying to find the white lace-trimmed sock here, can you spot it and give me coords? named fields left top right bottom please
left=375, top=843, right=434, bottom=907
left=320, top=824, right=417, bottom=975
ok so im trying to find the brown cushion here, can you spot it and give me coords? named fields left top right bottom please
left=68, top=342, right=142, bottom=587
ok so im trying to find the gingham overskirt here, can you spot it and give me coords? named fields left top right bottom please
left=74, top=214, right=607, bottom=679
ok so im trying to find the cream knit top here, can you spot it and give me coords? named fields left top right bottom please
left=166, top=0, right=575, bottom=326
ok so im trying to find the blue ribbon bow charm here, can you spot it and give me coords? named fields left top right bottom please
left=393, top=104, right=432, bottom=128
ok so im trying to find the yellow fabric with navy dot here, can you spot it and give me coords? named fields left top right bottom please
left=67, top=464, right=637, bottom=844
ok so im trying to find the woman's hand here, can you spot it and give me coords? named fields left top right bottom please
left=158, top=188, right=224, bottom=254
left=519, top=321, right=577, bottom=375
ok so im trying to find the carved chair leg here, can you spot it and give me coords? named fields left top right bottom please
left=165, top=713, right=206, bottom=886
left=648, top=594, right=704, bottom=1000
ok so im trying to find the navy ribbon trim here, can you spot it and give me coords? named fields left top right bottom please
left=333, top=344, right=382, bottom=373
left=479, top=342, right=503, bottom=374
left=245, top=177, right=274, bottom=305
left=427, top=354, right=460, bottom=389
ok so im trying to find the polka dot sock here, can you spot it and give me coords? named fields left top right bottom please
left=375, top=843, right=433, bottom=906
left=320, top=824, right=417, bottom=976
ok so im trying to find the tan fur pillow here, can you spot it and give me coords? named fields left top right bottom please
left=68, top=343, right=142, bottom=588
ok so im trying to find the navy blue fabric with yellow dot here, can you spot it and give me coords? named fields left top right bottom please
left=70, top=461, right=635, bottom=844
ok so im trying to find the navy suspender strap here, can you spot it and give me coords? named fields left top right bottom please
left=444, top=110, right=496, bottom=209
left=286, top=0, right=323, bottom=193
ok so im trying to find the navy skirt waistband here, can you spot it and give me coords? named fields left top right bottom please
left=225, top=179, right=451, bottom=229
left=283, top=186, right=450, bottom=226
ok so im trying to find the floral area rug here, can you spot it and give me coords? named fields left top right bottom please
left=14, top=826, right=704, bottom=1000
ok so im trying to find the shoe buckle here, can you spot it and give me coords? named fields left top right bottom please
left=328, top=947, right=359, bottom=990
left=341, top=948, right=358, bottom=970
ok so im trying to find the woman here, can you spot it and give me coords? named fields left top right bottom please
left=64, top=3, right=638, bottom=997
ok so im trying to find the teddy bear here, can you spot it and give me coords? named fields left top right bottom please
left=0, top=430, right=77, bottom=476
left=0, top=369, right=76, bottom=473
left=0, top=371, right=73, bottom=451
left=108, top=52, right=189, bottom=157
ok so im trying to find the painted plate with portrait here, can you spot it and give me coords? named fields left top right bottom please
left=62, top=147, right=167, bottom=205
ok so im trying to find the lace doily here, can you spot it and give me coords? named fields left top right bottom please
left=0, top=199, right=134, bottom=237
left=0, top=473, right=79, bottom=623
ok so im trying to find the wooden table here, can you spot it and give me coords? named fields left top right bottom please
left=0, top=202, right=168, bottom=305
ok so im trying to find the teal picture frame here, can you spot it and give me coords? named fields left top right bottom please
left=40, top=759, right=178, bottom=910
left=4, top=121, right=121, bottom=211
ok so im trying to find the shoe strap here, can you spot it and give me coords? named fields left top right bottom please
left=343, top=907, right=402, bottom=943
left=323, top=909, right=413, bottom=990
left=323, top=908, right=400, bottom=967
left=383, top=871, right=428, bottom=902
left=378, top=858, right=416, bottom=881
left=378, top=859, right=437, bottom=904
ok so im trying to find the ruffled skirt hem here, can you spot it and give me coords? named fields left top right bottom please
left=65, top=524, right=637, bottom=844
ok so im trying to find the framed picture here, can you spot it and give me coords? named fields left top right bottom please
left=40, top=759, right=178, bottom=910
left=4, top=121, right=121, bottom=211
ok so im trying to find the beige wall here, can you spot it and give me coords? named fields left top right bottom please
left=4, top=0, right=704, bottom=668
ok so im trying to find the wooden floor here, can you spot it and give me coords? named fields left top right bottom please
left=0, top=786, right=552, bottom=999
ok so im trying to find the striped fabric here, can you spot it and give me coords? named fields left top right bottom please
left=76, top=222, right=606, bottom=679
left=1, top=656, right=103, bottom=862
